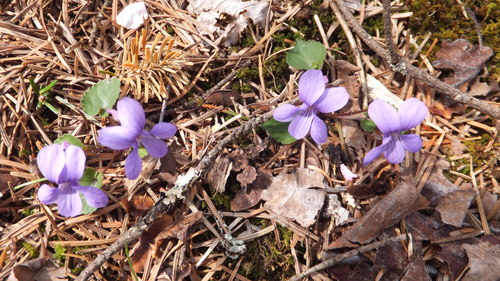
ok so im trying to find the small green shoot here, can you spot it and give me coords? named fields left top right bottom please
left=125, top=243, right=139, bottom=281
left=29, top=78, right=59, bottom=114
left=53, top=244, right=67, bottom=263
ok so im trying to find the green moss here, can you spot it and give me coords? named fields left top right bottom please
left=236, top=226, right=295, bottom=280
left=53, top=244, right=67, bottom=263
left=21, top=208, right=35, bottom=217
left=408, top=0, right=500, bottom=80
left=20, top=242, right=38, bottom=258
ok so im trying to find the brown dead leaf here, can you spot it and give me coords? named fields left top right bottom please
left=434, top=243, right=469, bottom=280
left=334, top=60, right=360, bottom=111
left=400, top=258, right=431, bottom=281
left=231, top=167, right=272, bottom=211
left=132, top=214, right=173, bottom=272
left=158, top=141, right=191, bottom=185
left=433, top=39, right=493, bottom=87
left=120, top=194, right=155, bottom=218
left=406, top=211, right=453, bottom=241
left=327, top=171, right=428, bottom=249
left=468, top=78, right=499, bottom=97
left=0, top=173, right=19, bottom=199
left=236, top=165, right=257, bottom=187
left=429, top=100, right=453, bottom=119
left=462, top=238, right=500, bottom=281
left=7, top=257, right=66, bottom=281
left=435, top=190, right=475, bottom=227
left=228, top=149, right=249, bottom=172
left=422, top=159, right=474, bottom=226
left=261, top=168, right=326, bottom=227
left=205, top=90, right=242, bottom=107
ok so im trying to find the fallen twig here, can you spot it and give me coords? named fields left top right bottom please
left=288, top=234, right=406, bottom=281
left=334, top=0, right=500, bottom=119
left=76, top=110, right=274, bottom=280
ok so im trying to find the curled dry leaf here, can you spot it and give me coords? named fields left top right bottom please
left=231, top=167, right=272, bottom=211
left=120, top=194, right=154, bottom=218
left=7, top=257, right=65, bottom=281
left=433, top=39, right=493, bottom=87
left=205, top=90, right=242, bottom=107
left=327, top=171, right=428, bottom=249
left=260, top=168, right=326, bottom=227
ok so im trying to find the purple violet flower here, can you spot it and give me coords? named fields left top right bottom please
left=363, top=98, right=428, bottom=165
left=273, top=69, right=349, bottom=144
left=37, top=142, right=108, bottom=217
left=98, top=97, right=177, bottom=180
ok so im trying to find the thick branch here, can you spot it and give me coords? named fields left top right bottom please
left=334, top=0, right=500, bottom=119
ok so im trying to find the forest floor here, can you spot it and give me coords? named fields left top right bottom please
left=0, top=0, right=499, bottom=280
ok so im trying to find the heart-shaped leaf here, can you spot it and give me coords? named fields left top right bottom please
left=286, top=39, right=326, bottom=70
left=82, top=78, right=120, bottom=116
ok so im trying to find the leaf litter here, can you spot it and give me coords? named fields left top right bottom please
left=0, top=0, right=499, bottom=280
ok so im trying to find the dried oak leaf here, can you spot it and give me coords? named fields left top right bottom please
left=327, top=171, right=428, bottom=249
left=433, top=39, right=493, bottom=87
left=462, top=238, right=500, bottom=281
left=120, top=194, right=154, bottom=218
left=261, top=168, right=326, bottom=227
left=375, top=240, right=429, bottom=281
left=7, top=257, right=65, bottom=281
left=231, top=167, right=272, bottom=211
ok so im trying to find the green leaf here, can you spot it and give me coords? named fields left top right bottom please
left=54, top=134, right=85, bottom=148
left=79, top=168, right=103, bottom=188
left=286, top=39, right=326, bottom=70
left=82, top=78, right=120, bottom=116
left=138, top=147, right=148, bottom=158
left=79, top=168, right=104, bottom=215
left=361, top=118, right=377, bottom=132
left=39, top=80, right=58, bottom=95
left=261, top=118, right=297, bottom=144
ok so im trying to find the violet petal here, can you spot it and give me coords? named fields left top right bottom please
left=398, top=98, right=428, bottom=131
left=274, top=104, right=301, bottom=122
left=37, top=184, right=59, bottom=204
left=363, top=136, right=391, bottom=166
left=98, top=126, right=137, bottom=150
left=125, top=146, right=142, bottom=180
left=141, top=134, right=168, bottom=158
left=288, top=108, right=314, bottom=140
left=37, top=144, right=65, bottom=184
left=310, top=114, right=328, bottom=144
left=368, top=99, right=400, bottom=134
left=384, top=136, right=406, bottom=164
left=74, top=185, right=108, bottom=208
left=298, top=70, right=326, bottom=106
left=150, top=122, right=176, bottom=139
left=400, top=134, right=423, bottom=153
left=57, top=184, right=82, bottom=217
left=312, top=87, right=350, bottom=113
left=58, top=145, right=85, bottom=183
left=116, top=97, right=145, bottom=136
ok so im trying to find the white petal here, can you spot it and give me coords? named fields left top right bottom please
left=116, top=2, right=148, bottom=29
